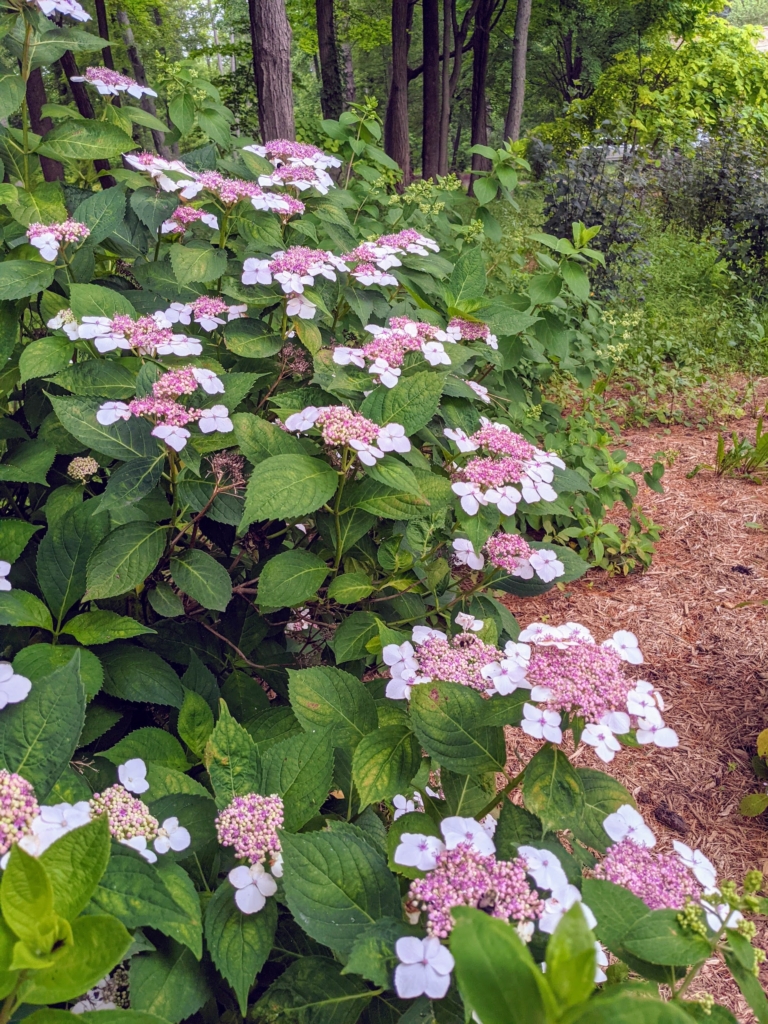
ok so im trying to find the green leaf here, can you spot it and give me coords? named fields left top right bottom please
left=0, top=589, right=52, bottom=630
left=0, top=74, right=25, bottom=119
left=254, top=956, right=372, bottom=1024
left=96, top=455, right=165, bottom=513
left=100, top=645, right=184, bottom=708
left=545, top=904, right=596, bottom=1010
left=19, top=337, right=72, bottom=384
left=170, top=548, right=232, bottom=612
left=103, top=727, right=188, bottom=771
left=177, top=690, right=214, bottom=760
left=260, top=729, right=334, bottom=831
left=0, top=650, right=85, bottom=799
left=79, top=704, right=122, bottom=746
left=14, top=643, right=102, bottom=701
left=571, top=769, right=633, bottom=853
left=20, top=915, right=131, bottom=1005
left=37, top=120, right=136, bottom=161
left=449, top=247, right=487, bottom=303
left=341, top=918, right=410, bottom=987
left=327, top=572, right=374, bottom=604
left=50, top=395, right=158, bottom=461
left=130, top=188, right=179, bottom=233
left=523, top=745, right=585, bottom=834
left=0, top=261, right=55, bottom=301
left=53, top=360, right=138, bottom=400
left=147, top=582, right=184, bottom=619
left=450, top=908, right=551, bottom=1024
left=75, top=187, right=127, bottom=245
left=441, top=769, right=497, bottom=818
left=331, top=611, right=379, bottom=664
left=257, top=549, right=329, bottom=609
left=563, top=992, right=696, bottom=1024
left=204, top=702, right=261, bottom=806
left=232, top=411, right=305, bottom=463
left=169, top=92, right=195, bottom=135
left=495, top=801, right=543, bottom=856
left=125, top=107, right=170, bottom=132
left=622, top=910, right=712, bottom=966
left=281, top=830, right=402, bottom=953
left=128, top=939, right=211, bottom=1023
left=1, top=845, right=55, bottom=944
left=205, top=882, right=276, bottom=1015
left=0, top=440, right=56, bottom=484
left=528, top=273, right=562, bottom=305
left=361, top=370, right=444, bottom=434
left=69, top=284, right=136, bottom=320
left=240, top=454, right=338, bottom=528
left=0, top=520, right=40, bottom=562
left=724, top=935, right=768, bottom=1024
left=289, top=666, right=377, bottom=749
left=473, top=176, right=498, bottom=206
left=36, top=501, right=108, bottom=624
left=61, top=610, right=156, bottom=645
left=410, top=681, right=506, bottom=774
left=170, top=242, right=228, bottom=285
left=86, top=522, right=168, bottom=600
left=560, top=259, right=590, bottom=302
left=39, top=816, right=110, bottom=921
left=352, top=724, right=421, bottom=809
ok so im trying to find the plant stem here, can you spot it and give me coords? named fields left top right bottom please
left=332, top=449, right=351, bottom=571
left=475, top=766, right=527, bottom=820
left=20, top=20, right=34, bottom=188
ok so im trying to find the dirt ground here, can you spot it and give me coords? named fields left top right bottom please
left=500, top=403, right=768, bottom=1017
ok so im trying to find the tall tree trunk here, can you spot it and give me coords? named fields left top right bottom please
left=315, top=0, right=343, bottom=121
left=26, top=68, right=63, bottom=182
left=93, top=0, right=115, bottom=69
left=437, top=0, right=451, bottom=175
left=341, top=40, right=356, bottom=105
left=59, top=50, right=116, bottom=187
left=115, top=8, right=172, bottom=158
left=503, top=0, right=532, bottom=141
left=248, top=0, right=295, bottom=141
left=421, top=0, right=440, bottom=179
left=470, top=0, right=493, bottom=188
left=384, top=0, right=411, bottom=185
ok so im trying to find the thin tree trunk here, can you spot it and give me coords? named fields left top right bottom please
left=59, top=50, right=116, bottom=187
left=230, top=33, right=236, bottom=73
left=93, top=0, right=115, bottom=69
left=115, top=8, right=172, bottom=158
left=451, top=109, right=462, bottom=170
left=26, top=68, right=63, bottom=182
left=384, top=0, right=412, bottom=185
left=438, top=0, right=451, bottom=175
left=248, top=0, right=295, bottom=141
left=341, top=40, right=356, bottom=105
left=470, top=0, right=493, bottom=188
left=422, top=0, right=440, bottom=179
left=206, top=0, right=224, bottom=75
left=503, top=0, right=531, bottom=141
left=315, top=0, right=343, bottom=120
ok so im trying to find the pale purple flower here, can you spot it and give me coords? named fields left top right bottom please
left=394, top=832, right=445, bottom=871
left=528, top=550, right=564, bottom=583
left=70, top=67, right=157, bottom=98
left=122, top=835, right=157, bottom=863
left=480, top=657, right=530, bottom=696
left=377, top=422, right=411, bottom=453
left=96, top=401, right=131, bottom=425
left=672, top=842, right=718, bottom=890
left=602, top=805, right=655, bottom=848
left=485, top=484, right=522, bottom=517
left=369, top=357, right=401, bottom=388
left=191, top=367, right=224, bottom=394
left=155, top=335, right=202, bottom=357
left=394, top=936, right=454, bottom=1000
left=332, top=346, right=366, bottom=369
left=412, top=626, right=447, bottom=645
left=198, top=405, right=233, bottom=434
left=521, top=704, right=563, bottom=744
left=518, top=846, right=569, bottom=891
left=636, top=717, right=678, bottom=748
left=701, top=900, right=743, bottom=933
left=444, top=427, right=478, bottom=453
left=152, top=424, right=191, bottom=451
left=284, top=406, right=320, bottom=432
left=538, top=885, right=596, bottom=934
left=242, top=258, right=273, bottom=286
left=229, top=863, right=278, bottom=914
left=393, top=793, right=423, bottom=819
left=349, top=438, right=384, bottom=466
left=467, top=380, right=490, bottom=403
left=440, top=816, right=495, bottom=856
left=154, top=816, right=191, bottom=854
left=452, top=538, right=484, bottom=570
left=581, top=723, right=621, bottom=763
left=421, top=341, right=451, bottom=366
left=286, top=293, right=317, bottom=319
left=455, top=612, right=483, bottom=633
left=603, top=630, right=643, bottom=665
left=0, top=563, right=10, bottom=593
left=33, top=0, right=90, bottom=21
left=451, top=480, right=488, bottom=516
left=118, top=759, right=149, bottom=795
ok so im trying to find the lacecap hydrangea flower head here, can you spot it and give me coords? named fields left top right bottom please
left=215, top=793, right=284, bottom=914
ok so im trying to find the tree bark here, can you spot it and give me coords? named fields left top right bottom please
left=93, top=0, right=115, bottom=69
left=115, top=8, right=172, bottom=158
left=58, top=50, right=116, bottom=187
left=438, top=0, right=451, bottom=175
left=384, top=0, right=412, bottom=186
left=341, top=40, right=356, bottom=105
left=421, top=0, right=440, bottom=179
left=248, top=0, right=295, bottom=141
left=503, top=0, right=532, bottom=141
left=26, top=68, right=63, bottom=182
left=470, top=0, right=493, bottom=186
left=315, top=0, right=343, bottom=120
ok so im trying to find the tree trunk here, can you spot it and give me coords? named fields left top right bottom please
left=421, top=0, right=440, bottom=179
left=26, top=68, right=63, bottom=182
left=503, top=0, right=532, bottom=141
left=59, top=50, right=116, bottom=187
left=470, top=0, right=493, bottom=187
left=341, top=40, right=356, bottom=106
left=248, top=0, right=295, bottom=141
left=384, top=0, right=411, bottom=186
left=437, top=0, right=451, bottom=175
left=115, top=8, right=172, bottom=158
left=315, top=0, right=343, bottom=121
left=93, top=0, right=115, bottom=69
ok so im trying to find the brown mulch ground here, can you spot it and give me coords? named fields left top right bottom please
left=500, top=398, right=768, bottom=1018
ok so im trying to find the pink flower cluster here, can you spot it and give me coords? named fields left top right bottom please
left=127, top=396, right=200, bottom=427
left=333, top=317, right=453, bottom=387
left=70, top=66, right=157, bottom=99
left=89, top=785, right=159, bottom=842
left=27, top=219, right=90, bottom=261
left=64, top=312, right=201, bottom=358
left=483, top=533, right=565, bottom=583
left=259, top=163, right=334, bottom=195
left=245, top=139, right=341, bottom=172
left=315, top=406, right=379, bottom=447
left=152, top=366, right=199, bottom=400
left=0, top=770, right=39, bottom=855
left=284, top=405, right=411, bottom=466
left=161, top=206, right=219, bottom=234
left=525, top=640, right=630, bottom=724
left=594, top=838, right=701, bottom=910
left=215, top=793, right=284, bottom=864
left=449, top=422, right=565, bottom=517
left=377, top=229, right=440, bottom=255
left=341, top=230, right=439, bottom=287
left=384, top=626, right=502, bottom=700
left=160, top=297, right=246, bottom=332
left=447, top=318, right=498, bottom=350
left=242, top=247, right=347, bottom=319
left=409, top=845, right=543, bottom=938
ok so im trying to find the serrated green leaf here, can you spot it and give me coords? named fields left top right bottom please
left=523, top=745, right=585, bottom=835
left=37, top=120, right=136, bottom=161
left=352, top=725, right=421, bottom=809
left=289, top=666, right=377, bottom=749
left=19, top=337, right=73, bottom=384
left=410, top=681, right=506, bottom=774
left=259, top=729, right=334, bottom=831
left=204, top=883, right=276, bottom=1015
left=86, top=522, right=168, bottom=600
left=50, top=394, right=158, bottom=461
left=0, top=589, right=52, bottom=630
left=60, top=610, right=156, bottom=645
left=100, top=645, right=184, bottom=708
left=170, top=242, right=227, bottom=285
left=0, top=261, right=55, bottom=301
left=360, top=370, right=444, bottom=434
left=257, top=549, right=328, bottom=609
left=170, top=548, right=232, bottom=612
left=37, top=501, right=110, bottom=624
left=240, top=454, right=338, bottom=528
left=204, top=702, right=261, bottom=807
left=128, top=939, right=211, bottom=1022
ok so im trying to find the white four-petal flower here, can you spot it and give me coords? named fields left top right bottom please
left=118, top=758, right=149, bottom=794
left=229, top=862, right=278, bottom=914
left=394, top=936, right=454, bottom=1000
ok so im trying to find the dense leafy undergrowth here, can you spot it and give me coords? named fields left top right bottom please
left=0, top=6, right=764, bottom=1024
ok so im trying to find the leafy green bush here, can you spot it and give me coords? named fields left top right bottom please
left=0, top=5, right=763, bottom=1023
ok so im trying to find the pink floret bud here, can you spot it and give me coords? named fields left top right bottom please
left=0, top=770, right=39, bottom=855
left=593, top=838, right=701, bottom=910
left=215, top=793, right=284, bottom=864
left=90, top=785, right=159, bottom=842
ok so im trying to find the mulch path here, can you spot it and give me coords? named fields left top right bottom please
left=499, top=400, right=768, bottom=1017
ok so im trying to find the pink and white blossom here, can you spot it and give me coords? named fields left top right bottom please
left=198, top=405, right=234, bottom=434
left=602, top=805, right=656, bottom=848
left=394, top=936, right=454, bottom=1000
left=521, top=704, right=563, bottom=744
left=451, top=538, right=484, bottom=570
left=394, top=832, right=446, bottom=871
left=228, top=863, right=278, bottom=914
left=0, top=663, right=31, bottom=709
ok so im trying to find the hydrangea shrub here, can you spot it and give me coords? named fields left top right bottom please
left=0, top=5, right=763, bottom=1022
